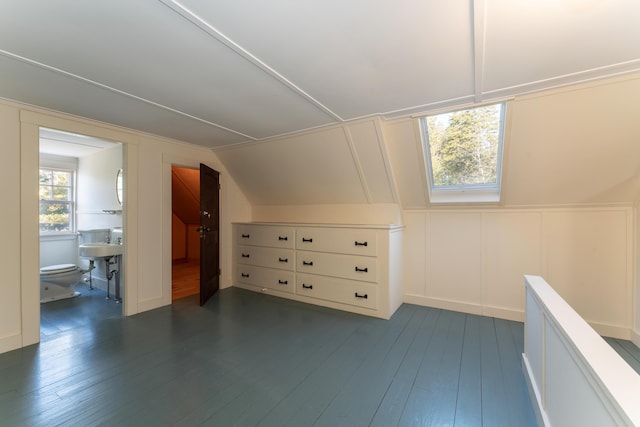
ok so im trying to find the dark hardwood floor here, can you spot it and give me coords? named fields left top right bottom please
left=7, top=285, right=638, bottom=426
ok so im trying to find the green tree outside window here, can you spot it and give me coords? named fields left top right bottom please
left=425, top=103, right=504, bottom=188
left=39, top=168, right=74, bottom=233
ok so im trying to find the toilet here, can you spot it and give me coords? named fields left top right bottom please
left=40, top=263, right=91, bottom=303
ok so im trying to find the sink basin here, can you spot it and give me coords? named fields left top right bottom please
left=79, top=243, right=123, bottom=258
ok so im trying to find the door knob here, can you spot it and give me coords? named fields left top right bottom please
left=196, top=226, right=210, bottom=238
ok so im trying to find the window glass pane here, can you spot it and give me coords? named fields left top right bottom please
left=425, top=103, right=503, bottom=188
left=39, top=170, right=52, bottom=184
left=39, top=202, right=71, bottom=232
left=52, top=170, right=72, bottom=186
left=39, top=167, right=74, bottom=233
left=52, top=187, right=70, bottom=200
left=39, top=186, right=52, bottom=200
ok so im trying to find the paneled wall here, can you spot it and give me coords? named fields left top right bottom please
left=403, top=207, right=633, bottom=338
left=0, top=98, right=251, bottom=354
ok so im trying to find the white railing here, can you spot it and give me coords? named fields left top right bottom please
left=523, top=275, right=640, bottom=427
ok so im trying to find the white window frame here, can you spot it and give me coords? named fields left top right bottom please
left=419, top=102, right=507, bottom=204
left=39, top=155, right=78, bottom=236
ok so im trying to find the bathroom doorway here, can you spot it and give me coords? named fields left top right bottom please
left=39, top=128, right=124, bottom=337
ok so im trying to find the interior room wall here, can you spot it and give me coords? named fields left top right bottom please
left=217, top=73, right=640, bottom=340
left=403, top=207, right=633, bottom=338
left=77, top=144, right=123, bottom=231
left=635, top=203, right=640, bottom=347
left=0, top=98, right=251, bottom=354
left=382, top=74, right=640, bottom=339
left=0, top=103, right=23, bottom=352
left=186, top=225, right=200, bottom=260
left=172, top=214, right=187, bottom=260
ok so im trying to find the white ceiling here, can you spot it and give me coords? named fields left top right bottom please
left=39, top=128, right=120, bottom=158
left=1, top=0, right=638, bottom=149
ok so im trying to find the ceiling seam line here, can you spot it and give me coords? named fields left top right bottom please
left=480, top=60, right=640, bottom=97
left=159, top=0, right=345, bottom=122
left=0, top=49, right=257, bottom=141
left=472, top=0, right=486, bottom=104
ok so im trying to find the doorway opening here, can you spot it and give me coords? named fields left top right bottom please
left=171, top=166, right=200, bottom=300
left=39, top=127, right=124, bottom=337
left=170, top=163, right=220, bottom=305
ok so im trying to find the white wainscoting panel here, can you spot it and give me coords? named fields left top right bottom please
left=403, top=207, right=633, bottom=335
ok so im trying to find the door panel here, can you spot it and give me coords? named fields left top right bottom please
left=199, top=163, right=220, bottom=305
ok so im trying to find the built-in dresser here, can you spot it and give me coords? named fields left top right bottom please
left=233, top=223, right=404, bottom=319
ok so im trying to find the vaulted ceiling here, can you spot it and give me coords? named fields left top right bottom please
left=1, top=1, right=638, bottom=149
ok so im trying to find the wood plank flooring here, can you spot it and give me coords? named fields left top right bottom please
left=1, top=288, right=543, bottom=426
left=40, top=282, right=122, bottom=337
left=172, top=258, right=200, bottom=301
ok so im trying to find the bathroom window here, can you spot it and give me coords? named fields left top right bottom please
left=420, top=102, right=506, bottom=203
left=39, top=168, right=75, bottom=234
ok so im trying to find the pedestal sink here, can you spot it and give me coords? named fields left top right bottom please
left=79, top=242, right=123, bottom=258
left=79, top=243, right=124, bottom=303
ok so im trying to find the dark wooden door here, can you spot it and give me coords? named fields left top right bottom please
left=198, top=163, right=220, bottom=305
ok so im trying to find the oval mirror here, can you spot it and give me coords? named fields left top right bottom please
left=116, top=169, right=123, bottom=206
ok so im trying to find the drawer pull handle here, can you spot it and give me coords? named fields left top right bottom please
left=241, top=253, right=250, bottom=258
left=278, top=236, right=288, bottom=241
left=241, top=234, right=250, bottom=238
left=278, top=280, right=288, bottom=285
left=241, top=273, right=250, bottom=278
left=302, top=284, right=313, bottom=289
left=355, top=266, right=368, bottom=273
left=354, top=241, right=368, bottom=247
left=278, top=257, right=288, bottom=263
left=302, top=237, right=313, bottom=243
left=355, top=292, right=368, bottom=299
left=302, top=260, right=314, bottom=266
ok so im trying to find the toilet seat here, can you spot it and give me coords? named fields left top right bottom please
left=40, top=264, right=78, bottom=276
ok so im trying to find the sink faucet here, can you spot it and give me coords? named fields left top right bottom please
left=105, top=236, right=111, bottom=244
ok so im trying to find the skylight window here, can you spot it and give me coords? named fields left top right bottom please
left=420, top=102, right=506, bottom=203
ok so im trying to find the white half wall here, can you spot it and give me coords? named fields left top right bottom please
left=403, top=207, right=634, bottom=338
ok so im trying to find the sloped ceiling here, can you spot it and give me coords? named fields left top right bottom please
left=172, top=167, right=200, bottom=224
left=1, top=1, right=638, bottom=148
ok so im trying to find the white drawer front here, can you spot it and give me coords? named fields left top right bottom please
left=296, top=273, right=377, bottom=310
left=235, top=224, right=294, bottom=248
left=236, top=245, right=294, bottom=271
left=296, top=227, right=377, bottom=256
left=296, top=250, right=377, bottom=282
left=235, top=264, right=294, bottom=293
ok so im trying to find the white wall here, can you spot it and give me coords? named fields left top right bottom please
left=403, top=207, right=633, bottom=338
left=216, top=74, right=640, bottom=341
left=0, top=99, right=251, bottom=354
left=382, top=74, right=640, bottom=209
left=0, top=103, right=22, bottom=352
left=635, top=204, right=640, bottom=348
left=77, top=144, right=123, bottom=231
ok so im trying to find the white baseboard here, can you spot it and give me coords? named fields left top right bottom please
left=402, top=294, right=523, bottom=322
left=589, top=322, right=631, bottom=340
left=631, top=329, right=640, bottom=348
left=402, top=294, right=634, bottom=334
left=0, top=333, right=23, bottom=354
left=137, top=296, right=165, bottom=313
